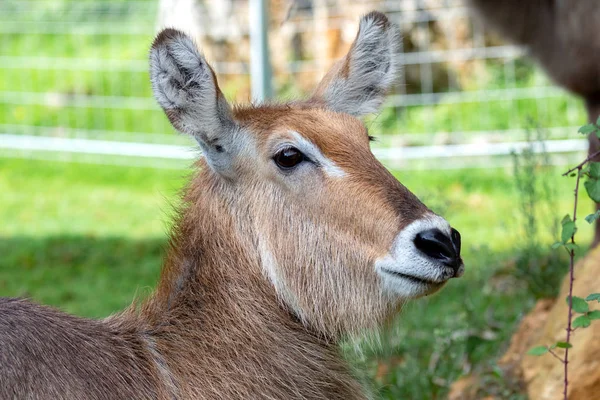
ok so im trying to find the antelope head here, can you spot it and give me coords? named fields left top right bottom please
left=150, top=12, right=464, bottom=338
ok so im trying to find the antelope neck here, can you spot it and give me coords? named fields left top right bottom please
left=131, top=176, right=364, bottom=398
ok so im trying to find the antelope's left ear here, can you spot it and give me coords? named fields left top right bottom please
left=312, top=11, right=400, bottom=117
left=149, top=29, right=239, bottom=177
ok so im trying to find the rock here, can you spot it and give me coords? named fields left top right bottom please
left=498, top=298, right=555, bottom=372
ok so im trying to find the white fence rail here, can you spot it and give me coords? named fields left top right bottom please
left=0, top=134, right=587, bottom=166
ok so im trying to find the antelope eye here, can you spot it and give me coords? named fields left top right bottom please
left=273, top=147, right=305, bottom=170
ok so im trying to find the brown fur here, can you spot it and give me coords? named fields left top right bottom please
left=468, top=0, right=600, bottom=244
left=0, top=298, right=162, bottom=399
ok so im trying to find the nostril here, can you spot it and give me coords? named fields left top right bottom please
left=414, top=229, right=460, bottom=273
left=414, top=229, right=456, bottom=264
left=451, top=228, right=461, bottom=255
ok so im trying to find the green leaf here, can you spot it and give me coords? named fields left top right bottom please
left=579, top=123, right=598, bottom=134
left=597, top=115, right=600, bottom=126
left=585, top=211, right=600, bottom=224
left=590, top=163, right=600, bottom=179
left=588, top=310, right=600, bottom=320
left=566, top=296, right=589, bottom=313
left=555, top=341, right=573, bottom=349
left=582, top=164, right=591, bottom=174
left=527, top=346, right=549, bottom=356
left=564, top=243, right=579, bottom=251
left=551, top=242, right=563, bottom=250
left=561, top=214, right=572, bottom=224
left=586, top=293, right=600, bottom=302
left=572, top=315, right=591, bottom=329
left=561, top=221, right=577, bottom=243
left=573, top=297, right=589, bottom=313
left=584, top=178, right=600, bottom=203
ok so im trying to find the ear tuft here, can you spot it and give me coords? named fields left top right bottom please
left=362, top=11, right=392, bottom=30
left=312, top=11, right=400, bottom=117
left=151, top=28, right=186, bottom=51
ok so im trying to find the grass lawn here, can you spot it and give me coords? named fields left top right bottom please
left=0, top=156, right=593, bottom=398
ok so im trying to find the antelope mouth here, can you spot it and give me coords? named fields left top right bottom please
left=379, top=268, right=441, bottom=286
left=376, top=261, right=452, bottom=298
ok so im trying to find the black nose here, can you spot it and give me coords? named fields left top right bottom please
left=414, top=228, right=462, bottom=275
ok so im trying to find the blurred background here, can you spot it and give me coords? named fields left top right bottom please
left=0, top=0, right=595, bottom=398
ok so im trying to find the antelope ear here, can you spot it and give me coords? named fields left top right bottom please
left=312, top=11, right=400, bottom=117
left=149, top=29, right=237, bottom=175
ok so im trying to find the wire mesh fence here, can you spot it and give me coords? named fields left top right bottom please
left=0, top=0, right=589, bottom=169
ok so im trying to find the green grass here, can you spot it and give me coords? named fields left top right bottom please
left=0, top=157, right=593, bottom=398
left=0, top=158, right=187, bottom=316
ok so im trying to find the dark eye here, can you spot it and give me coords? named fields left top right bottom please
left=273, top=147, right=305, bottom=170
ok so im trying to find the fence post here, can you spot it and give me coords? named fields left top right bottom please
left=249, top=0, right=273, bottom=102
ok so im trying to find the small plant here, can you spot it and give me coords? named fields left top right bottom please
left=527, top=119, right=600, bottom=400
left=511, top=127, right=564, bottom=298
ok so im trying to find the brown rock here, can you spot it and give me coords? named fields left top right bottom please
left=498, top=298, right=555, bottom=372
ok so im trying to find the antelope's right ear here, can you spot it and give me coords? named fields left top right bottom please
left=150, top=29, right=237, bottom=174
left=312, top=11, right=400, bottom=117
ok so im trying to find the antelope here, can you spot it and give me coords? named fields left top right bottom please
left=0, top=12, right=463, bottom=399
left=467, top=0, right=600, bottom=245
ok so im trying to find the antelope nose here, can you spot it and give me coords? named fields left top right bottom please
left=414, top=228, right=462, bottom=276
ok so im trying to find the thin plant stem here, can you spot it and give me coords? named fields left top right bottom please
left=561, top=154, right=590, bottom=400
left=528, top=131, right=600, bottom=399
left=562, top=149, right=600, bottom=177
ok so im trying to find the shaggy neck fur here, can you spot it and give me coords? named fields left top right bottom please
left=129, top=165, right=366, bottom=399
